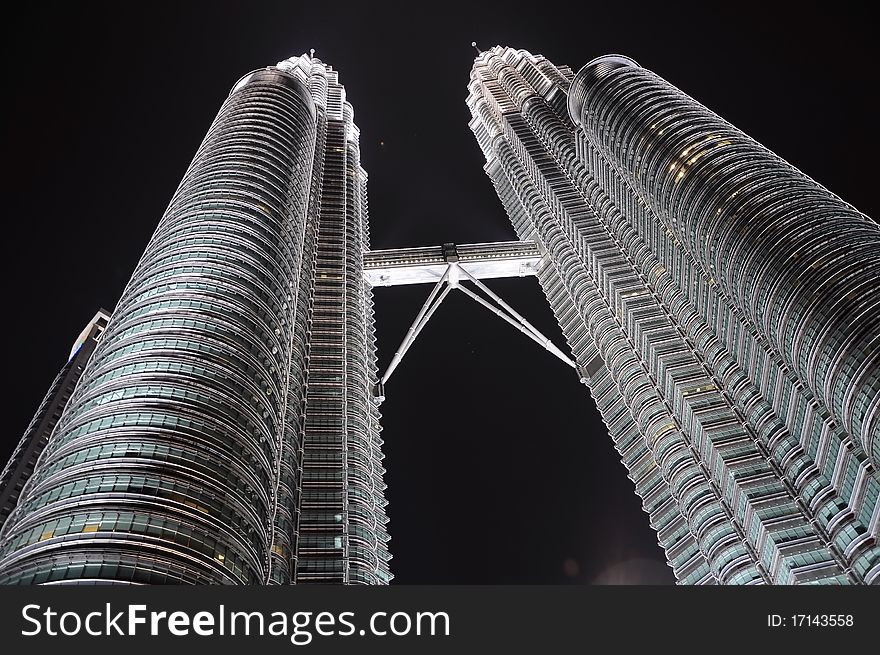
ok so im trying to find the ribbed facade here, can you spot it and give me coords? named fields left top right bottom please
left=278, top=57, right=391, bottom=584
left=0, top=55, right=390, bottom=585
left=467, top=47, right=880, bottom=584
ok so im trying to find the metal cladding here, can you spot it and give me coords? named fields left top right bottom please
left=566, top=54, right=639, bottom=127
left=468, top=46, right=880, bottom=584
left=363, top=240, right=542, bottom=286
left=566, top=57, right=880, bottom=465
left=0, top=55, right=391, bottom=585
left=279, top=56, right=392, bottom=585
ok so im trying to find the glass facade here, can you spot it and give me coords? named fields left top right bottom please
left=0, top=56, right=390, bottom=585
left=467, top=47, right=879, bottom=584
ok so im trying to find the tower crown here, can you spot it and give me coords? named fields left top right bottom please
left=568, top=54, right=639, bottom=126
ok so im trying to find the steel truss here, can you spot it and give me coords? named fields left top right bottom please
left=375, top=261, right=583, bottom=402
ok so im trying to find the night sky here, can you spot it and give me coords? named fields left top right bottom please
left=2, top=2, right=875, bottom=584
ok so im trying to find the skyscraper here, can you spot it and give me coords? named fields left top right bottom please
left=467, top=47, right=879, bottom=584
left=0, top=311, right=109, bottom=527
left=0, top=55, right=390, bottom=585
left=2, top=46, right=878, bottom=587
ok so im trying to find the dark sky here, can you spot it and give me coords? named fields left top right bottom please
left=2, top=2, right=876, bottom=584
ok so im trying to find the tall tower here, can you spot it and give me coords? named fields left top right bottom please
left=0, top=55, right=391, bottom=585
left=467, top=47, right=880, bottom=584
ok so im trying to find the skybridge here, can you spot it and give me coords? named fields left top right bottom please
left=364, top=241, right=586, bottom=400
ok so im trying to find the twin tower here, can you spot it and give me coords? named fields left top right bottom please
left=1, top=48, right=878, bottom=585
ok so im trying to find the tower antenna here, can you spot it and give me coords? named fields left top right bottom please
left=309, top=48, right=315, bottom=58
left=471, top=41, right=482, bottom=55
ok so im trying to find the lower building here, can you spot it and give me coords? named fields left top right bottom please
left=0, top=311, right=109, bottom=527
